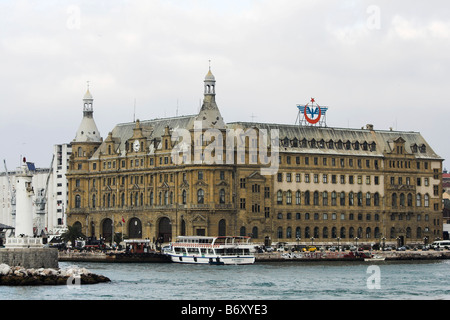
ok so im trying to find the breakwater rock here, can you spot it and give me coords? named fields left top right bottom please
left=0, top=264, right=110, bottom=286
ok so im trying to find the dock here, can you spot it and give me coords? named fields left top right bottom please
left=58, top=250, right=450, bottom=263
left=254, top=250, right=450, bottom=262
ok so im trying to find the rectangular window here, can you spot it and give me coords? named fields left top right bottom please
left=286, top=173, right=292, bottom=182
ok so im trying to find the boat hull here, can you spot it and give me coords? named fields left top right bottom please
left=168, top=254, right=255, bottom=265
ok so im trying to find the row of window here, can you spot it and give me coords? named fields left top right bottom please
left=278, top=155, right=379, bottom=169
left=274, top=226, right=429, bottom=240
left=275, top=212, right=432, bottom=222
left=75, top=188, right=226, bottom=209
left=276, top=172, right=380, bottom=185
left=280, top=137, right=377, bottom=152
left=275, top=190, right=433, bottom=208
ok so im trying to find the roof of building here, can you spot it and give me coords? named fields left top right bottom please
left=88, top=116, right=441, bottom=161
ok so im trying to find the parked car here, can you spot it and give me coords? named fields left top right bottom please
left=383, top=246, right=392, bottom=251
left=265, top=246, right=274, bottom=252
left=328, top=246, right=337, bottom=252
left=396, top=246, right=407, bottom=251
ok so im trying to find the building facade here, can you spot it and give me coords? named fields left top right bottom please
left=66, top=69, right=444, bottom=247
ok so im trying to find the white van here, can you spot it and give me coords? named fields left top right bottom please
left=430, top=240, right=450, bottom=249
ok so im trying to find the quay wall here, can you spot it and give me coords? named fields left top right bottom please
left=254, top=250, right=450, bottom=262
left=58, top=250, right=450, bottom=263
left=0, top=248, right=58, bottom=268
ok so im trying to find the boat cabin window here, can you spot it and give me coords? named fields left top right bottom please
left=175, top=247, right=185, bottom=254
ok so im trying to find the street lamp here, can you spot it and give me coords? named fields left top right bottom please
left=296, top=237, right=301, bottom=252
left=310, top=237, right=314, bottom=246
left=354, top=237, right=359, bottom=249
left=382, top=237, right=386, bottom=251
left=337, top=237, right=341, bottom=252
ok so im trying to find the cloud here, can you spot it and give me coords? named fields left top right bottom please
left=0, top=0, right=449, bottom=169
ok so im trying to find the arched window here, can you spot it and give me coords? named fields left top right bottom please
left=295, top=227, right=301, bottom=238
left=75, top=195, right=81, bottom=208
left=277, top=227, right=283, bottom=239
left=407, top=193, right=413, bottom=207
left=240, top=226, right=246, bottom=237
left=389, top=227, right=396, bottom=239
left=197, top=189, right=205, bottom=204
left=92, top=194, right=96, bottom=208
left=218, top=219, right=226, bottom=236
left=149, top=191, right=154, bottom=205
left=296, top=191, right=301, bottom=205
left=391, top=193, right=397, bottom=207
left=313, top=191, right=319, bottom=205
left=304, top=191, right=310, bottom=205
left=314, top=227, right=319, bottom=238
left=305, top=227, right=310, bottom=238
left=349, top=192, right=354, bottom=206
left=374, top=227, right=381, bottom=239
left=182, top=190, right=187, bottom=204
left=374, top=193, right=380, bottom=206
left=400, top=193, right=405, bottom=206
left=424, top=194, right=430, bottom=207
left=322, top=191, right=328, bottom=206
left=349, top=227, right=355, bottom=239
left=357, top=227, right=363, bottom=238
left=417, top=227, right=422, bottom=238
left=252, top=227, right=258, bottom=239
left=286, top=190, right=292, bottom=205
left=406, top=227, right=412, bottom=239
left=331, top=191, right=337, bottom=206
left=286, top=227, right=292, bottom=239
left=277, top=190, right=283, bottom=204
left=357, top=192, right=363, bottom=206
left=340, top=192, right=346, bottom=206
left=331, top=227, right=337, bottom=239
left=366, top=227, right=371, bottom=239
left=416, top=194, right=422, bottom=207
left=323, top=227, right=328, bottom=238
left=219, top=189, right=226, bottom=204
left=366, top=192, right=371, bottom=206
left=340, top=227, right=346, bottom=239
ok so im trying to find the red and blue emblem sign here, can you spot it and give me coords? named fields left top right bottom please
left=296, top=98, right=329, bottom=126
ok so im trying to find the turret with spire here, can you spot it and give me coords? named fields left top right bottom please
left=194, top=66, right=226, bottom=130
left=74, top=83, right=102, bottom=143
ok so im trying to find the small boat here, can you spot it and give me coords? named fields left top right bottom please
left=165, top=236, right=256, bottom=265
left=364, top=255, right=386, bottom=262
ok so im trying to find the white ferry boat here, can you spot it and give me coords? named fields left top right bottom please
left=166, top=236, right=256, bottom=265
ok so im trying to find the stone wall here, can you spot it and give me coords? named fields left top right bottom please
left=0, top=248, right=58, bottom=268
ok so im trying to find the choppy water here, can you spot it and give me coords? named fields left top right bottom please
left=1, top=260, right=450, bottom=300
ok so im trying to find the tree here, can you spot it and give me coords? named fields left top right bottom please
left=61, top=225, right=85, bottom=245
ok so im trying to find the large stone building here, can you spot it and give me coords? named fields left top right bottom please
left=66, top=69, right=444, bottom=247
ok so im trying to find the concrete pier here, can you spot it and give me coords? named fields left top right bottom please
left=0, top=248, right=58, bottom=269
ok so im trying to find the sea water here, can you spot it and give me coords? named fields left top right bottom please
left=1, top=260, right=449, bottom=300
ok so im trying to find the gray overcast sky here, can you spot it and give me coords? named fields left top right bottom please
left=1, top=0, right=449, bottom=170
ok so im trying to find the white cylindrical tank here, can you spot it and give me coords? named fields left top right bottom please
left=15, top=164, right=34, bottom=237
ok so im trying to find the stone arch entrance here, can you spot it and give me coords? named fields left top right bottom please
left=158, top=217, right=172, bottom=243
left=218, top=219, right=226, bottom=236
left=128, top=217, right=142, bottom=239
left=102, top=218, right=113, bottom=243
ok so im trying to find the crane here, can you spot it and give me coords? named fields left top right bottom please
left=35, top=155, right=54, bottom=215
left=3, top=159, right=16, bottom=216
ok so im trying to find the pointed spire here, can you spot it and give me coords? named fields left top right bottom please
left=195, top=66, right=225, bottom=130
left=74, top=83, right=102, bottom=143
